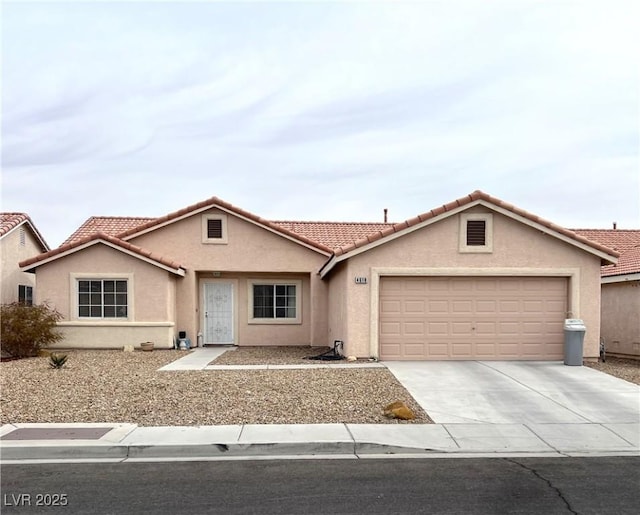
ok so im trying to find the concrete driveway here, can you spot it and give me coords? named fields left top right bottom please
left=384, top=361, right=640, bottom=425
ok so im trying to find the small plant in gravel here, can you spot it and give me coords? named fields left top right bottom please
left=49, top=353, right=68, bottom=369
left=0, top=302, right=63, bottom=358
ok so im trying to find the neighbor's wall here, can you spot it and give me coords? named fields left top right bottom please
left=130, top=209, right=329, bottom=346
left=34, top=244, right=177, bottom=349
left=1, top=226, right=43, bottom=304
left=331, top=208, right=603, bottom=359
left=601, top=281, right=640, bottom=358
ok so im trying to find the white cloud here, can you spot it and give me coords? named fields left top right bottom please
left=1, top=0, right=638, bottom=247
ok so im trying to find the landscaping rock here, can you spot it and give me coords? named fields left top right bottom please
left=383, top=400, right=415, bottom=420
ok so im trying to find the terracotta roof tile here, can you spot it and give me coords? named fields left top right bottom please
left=0, top=212, right=49, bottom=251
left=0, top=212, right=29, bottom=237
left=271, top=221, right=393, bottom=250
left=19, top=232, right=184, bottom=273
left=573, top=229, right=640, bottom=276
left=600, top=246, right=640, bottom=277
left=114, top=197, right=333, bottom=254
left=63, top=216, right=156, bottom=245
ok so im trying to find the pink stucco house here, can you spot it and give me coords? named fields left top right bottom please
left=20, top=191, right=618, bottom=361
left=574, top=229, right=640, bottom=358
left=1, top=213, right=49, bottom=305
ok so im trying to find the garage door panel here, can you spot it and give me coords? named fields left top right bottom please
left=404, top=322, right=425, bottom=335
left=379, top=276, right=567, bottom=360
left=451, top=343, right=473, bottom=356
left=428, top=300, right=449, bottom=312
left=427, top=343, right=449, bottom=357
left=405, top=300, right=425, bottom=313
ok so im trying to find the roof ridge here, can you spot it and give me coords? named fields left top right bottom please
left=114, top=196, right=333, bottom=254
left=331, top=190, right=619, bottom=259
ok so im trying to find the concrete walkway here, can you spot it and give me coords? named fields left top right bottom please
left=158, top=347, right=384, bottom=371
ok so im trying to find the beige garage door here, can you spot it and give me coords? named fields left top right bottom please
left=379, top=276, right=568, bottom=360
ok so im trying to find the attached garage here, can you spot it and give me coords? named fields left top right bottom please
left=379, top=276, right=568, bottom=360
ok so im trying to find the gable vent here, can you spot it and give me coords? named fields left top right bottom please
left=207, top=219, right=223, bottom=239
left=466, top=220, right=486, bottom=246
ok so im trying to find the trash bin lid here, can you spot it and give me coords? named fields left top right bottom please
left=564, top=318, right=586, bottom=331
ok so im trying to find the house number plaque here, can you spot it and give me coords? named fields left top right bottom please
left=355, top=277, right=367, bottom=284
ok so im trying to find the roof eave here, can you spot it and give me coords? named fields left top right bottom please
left=602, top=272, right=640, bottom=283
left=20, top=238, right=185, bottom=276
left=1, top=219, right=50, bottom=252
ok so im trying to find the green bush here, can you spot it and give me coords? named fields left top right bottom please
left=1, top=302, right=63, bottom=358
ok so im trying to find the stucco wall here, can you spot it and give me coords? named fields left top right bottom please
left=33, top=244, right=177, bottom=348
left=197, top=273, right=312, bottom=346
left=1, top=226, right=42, bottom=304
left=329, top=209, right=603, bottom=359
left=601, top=281, right=640, bottom=357
left=130, top=209, right=329, bottom=345
left=326, top=261, right=348, bottom=350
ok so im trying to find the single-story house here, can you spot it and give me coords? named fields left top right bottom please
left=574, top=229, right=640, bottom=358
left=1, top=213, right=49, bottom=305
left=20, top=191, right=618, bottom=361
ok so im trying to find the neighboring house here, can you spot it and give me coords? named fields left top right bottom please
left=19, top=191, right=618, bottom=361
left=0, top=213, right=49, bottom=305
left=574, top=229, right=640, bottom=358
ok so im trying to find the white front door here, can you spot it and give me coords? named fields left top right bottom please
left=203, top=282, right=234, bottom=344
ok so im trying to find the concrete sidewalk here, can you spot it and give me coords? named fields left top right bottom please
left=1, top=421, right=638, bottom=462
left=3, top=353, right=637, bottom=462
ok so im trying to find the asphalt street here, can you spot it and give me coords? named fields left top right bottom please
left=2, top=457, right=639, bottom=514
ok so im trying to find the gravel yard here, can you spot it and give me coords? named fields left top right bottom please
left=585, top=357, right=640, bottom=385
left=210, top=346, right=374, bottom=365
left=0, top=350, right=431, bottom=426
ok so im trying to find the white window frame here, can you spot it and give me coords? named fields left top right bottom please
left=70, top=273, right=134, bottom=321
left=459, top=213, right=493, bottom=253
left=248, top=279, right=302, bottom=325
left=202, top=214, right=228, bottom=244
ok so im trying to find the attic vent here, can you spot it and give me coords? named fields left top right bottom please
left=466, top=220, right=486, bottom=246
left=19, top=227, right=26, bottom=246
left=207, top=219, right=223, bottom=239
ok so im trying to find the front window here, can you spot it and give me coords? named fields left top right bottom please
left=78, top=279, right=128, bottom=318
left=253, top=284, right=297, bottom=319
left=18, top=285, right=33, bottom=305
left=248, top=279, right=302, bottom=324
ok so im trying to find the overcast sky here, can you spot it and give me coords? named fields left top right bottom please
left=2, top=0, right=638, bottom=248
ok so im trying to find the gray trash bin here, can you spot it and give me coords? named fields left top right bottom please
left=564, top=319, right=586, bottom=366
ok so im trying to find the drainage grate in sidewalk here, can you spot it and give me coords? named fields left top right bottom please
left=1, top=427, right=113, bottom=440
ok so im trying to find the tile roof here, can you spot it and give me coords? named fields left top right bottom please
left=0, top=212, right=29, bottom=237
left=272, top=221, right=393, bottom=250
left=572, top=229, right=640, bottom=253
left=330, top=190, right=620, bottom=259
left=64, top=216, right=390, bottom=251
left=113, top=197, right=333, bottom=254
left=601, top=246, right=640, bottom=277
left=19, top=232, right=185, bottom=274
left=62, top=216, right=156, bottom=245
left=573, top=229, right=640, bottom=277
left=0, top=212, right=50, bottom=251
left=36, top=191, right=625, bottom=274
